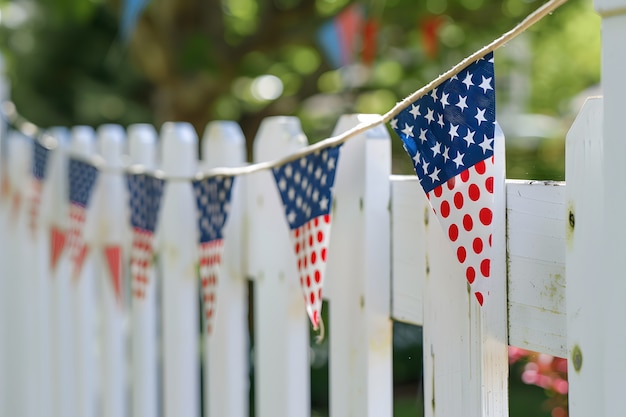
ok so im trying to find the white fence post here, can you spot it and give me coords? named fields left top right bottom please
left=42, top=128, right=74, bottom=417
left=158, top=122, right=200, bottom=417
left=94, top=124, right=128, bottom=417
left=422, top=124, right=508, bottom=417
left=324, top=114, right=393, bottom=417
left=589, top=2, right=626, bottom=413
left=128, top=123, right=160, bottom=417
left=200, top=121, right=249, bottom=417
left=247, top=116, right=309, bottom=417
left=68, top=125, right=99, bottom=417
left=565, top=97, right=603, bottom=416
left=4, top=131, right=35, bottom=417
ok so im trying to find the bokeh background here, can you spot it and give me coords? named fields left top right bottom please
left=0, top=0, right=600, bottom=415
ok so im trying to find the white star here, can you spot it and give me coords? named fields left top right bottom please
left=425, top=108, right=435, bottom=124
left=321, top=174, right=327, bottom=186
left=430, top=88, right=438, bottom=102
left=319, top=195, right=329, bottom=211
left=475, top=108, right=487, bottom=125
left=442, top=146, right=450, bottom=162
left=412, top=151, right=421, bottom=165
left=312, top=189, right=319, bottom=202
left=449, top=124, right=459, bottom=140
left=431, top=141, right=441, bottom=157
left=479, top=76, right=493, bottom=94
left=437, top=114, right=445, bottom=128
left=419, top=128, right=428, bottom=143
left=456, top=95, right=468, bottom=112
left=452, top=151, right=465, bottom=168
left=401, top=123, right=414, bottom=138
left=421, top=159, right=430, bottom=175
left=327, top=157, right=336, bottom=170
left=296, top=195, right=302, bottom=208
left=294, top=171, right=301, bottom=184
left=463, top=129, right=475, bottom=146
left=315, top=167, right=322, bottom=179
left=390, top=118, right=398, bottom=130
left=440, top=93, right=450, bottom=108
left=300, top=158, right=307, bottom=168
left=288, top=187, right=295, bottom=200
left=285, top=165, right=293, bottom=178
left=479, top=135, right=494, bottom=153
left=428, top=167, right=441, bottom=182
left=462, top=72, right=474, bottom=89
left=287, top=210, right=296, bottom=224
left=409, top=104, right=421, bottom=119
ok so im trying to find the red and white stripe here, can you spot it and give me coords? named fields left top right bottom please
left=198, top=240, right=224, bottom=336
left=130, top=228, right=154, bottom=300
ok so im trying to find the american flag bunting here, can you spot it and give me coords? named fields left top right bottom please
left=272, top=145, right=341, bottom=330
left=68, top=158, right=99, bottom=279
left=192, top=175, right=235, bottom=335
left=127, top=173, right=165, bottom=300
left=30, top=141, right=50, bottom=237
left=390, top=52, right=496, bottom=305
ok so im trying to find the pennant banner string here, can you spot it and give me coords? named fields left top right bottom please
left=1, top=0, right=567, bottom=181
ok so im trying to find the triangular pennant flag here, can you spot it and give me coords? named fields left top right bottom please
left=104, top=245, right=123, bottom=305
left=29, top=141, right=51, bottom=237
left=272, top=145, right=341, bottom=330
left=390, top=52, right=496, bottom=306
left=68, top=158, right=99, bottom=279
left=50, top=226, right=66, bottom=272
left=126, top=173, right=165, bottom=300
left=192, top=175, right=235, bottom=336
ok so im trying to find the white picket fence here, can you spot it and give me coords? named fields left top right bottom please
left=1, top=2, right=625, bottom=416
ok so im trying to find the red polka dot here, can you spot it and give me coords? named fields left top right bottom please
left=440, top=200, right=450, bottom=218
left=311, top=251, right=317, bottom=264
left=295, top=243, right=300, bottom=254
left=480, top=259, right=490, bottom=277
left=463, top=214, right=473, bottom=231
left=314, top=270, right=321, bottom=283
left=309, top=236, right=314, bottom=246
left=298, top=259, right=302, bottom=269
left=448, top=224, right=459, bottom=241
left=295, top=229, right=300, bottom=238
left=468, top=184, right=480, bottom=201
left=433, top=185, right=443, bottom=198
left=318, top=288, right=322, bottom=299
left=485, top=176, right=494, bottom=193
left=447, top=177, right=456, bottom=190
left=475, top=160, right=486, bottom=174
left=457, top=246, right=467, bottom=263
left=454, top=192, right=464, bottom=209
left=466, top=267, right=476, bottom=284
left=460, top=170, right=470, bottom=182
left=479, top=208, right=492, bottom=226
left=324, top=214, right=331, bottom=223
left=489, top=234, right=492, bottom=246
left=321, top=248, right=327, bottom=261
left=314, top=218, right=319, bottom=227
left=426, top=193, right=430, bottom=200
left=317, top=231, right=324, bottom=243
left=206, top=309, right=213, bottom=318
left=306, top=275, right=311, bottom=287
left=309, top=292, right=315, bottom=304
left=475, top=292, right=484, bottom=306
left=313, top=311, right=319, bottom=326
left=304, top=256, right=308, bottom=268
left=473, top=238, right=483, bottom=254
left=307, top=223, right=312, bottom=230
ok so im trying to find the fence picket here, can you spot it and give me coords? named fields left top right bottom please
left=128, top=123, right=160, bottom=417
left=247, top=116, right=310, bottom=417
left=158, top=122, right=201, bottom=417
left=325, top=114, right=393, bottom=417
left=68, top=126, right=99, bottom=417
left=200, top=121, right=249, bottom=417
left=94, top=124, right=128, bottom=417
left=565, top=97, right=603, bottom=416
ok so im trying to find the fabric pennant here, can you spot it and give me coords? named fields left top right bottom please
left=390, top=52, right=496, bottom=306
left=126, top=173, right=165, bottom=300
left=68, top=158, right=99, bottom=279
left=29, top=141, right=51, bottom=237
left=272, top=145, right=341, bottom=330
left=50, top=226, right=66, bottom=272
left=104, top=245, right=123, bottom=305
left=192, top=175, right=235, bottom=336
